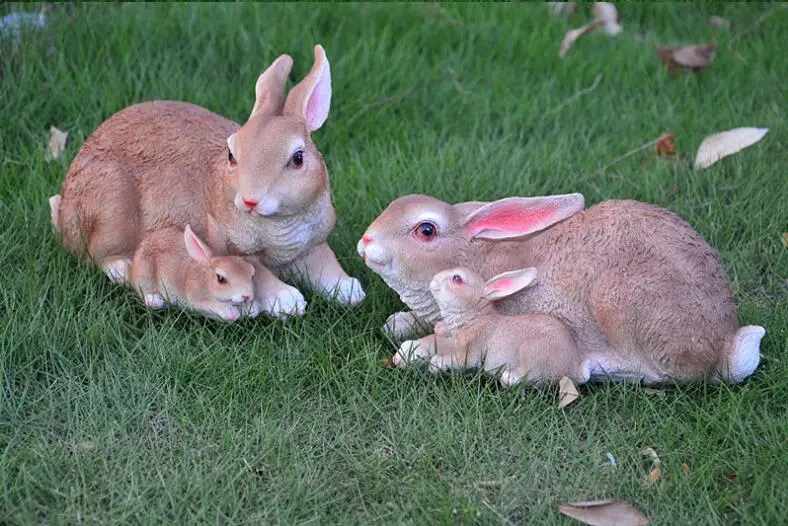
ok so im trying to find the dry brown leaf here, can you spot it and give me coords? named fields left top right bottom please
left=709, top=15, right=729, bottom=28
left=640, top=447, right=661, bottom=466
left=782, top=233, right=788, bottom=249
left=643, top=387, right=666, bottom=399
left=381, top=357, right=394, bottom=369
left=682, top=463, right=690, bottom=474
left=558, top=376, right=581, bottom=408
left=559, top=20, right=602, bottom=58
left=655, top=132, right=676, bottom=157
left=550, top=2, right=578, bottom=18
left=74, top=439, right=96, bottom=451
left=558, top=499, right=649, bottom=526
left=46, top=126, right=68, bottom=162
left=647, top=466, right=662, bottom=485
left=694, top=127, right=769, bottom=169
left=656, top=41, right=717, bottom=73
left=593, top=2, right=622, bottom=36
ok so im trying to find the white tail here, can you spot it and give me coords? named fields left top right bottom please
left=724, top=325, right=765, bottom=382
left=48, top=194, right=62, bottom=232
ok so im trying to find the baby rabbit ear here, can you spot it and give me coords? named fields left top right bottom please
left=183, top=225, right=213, bottom=263
left=463, top=193, right=585, bottom=240
left=249, top=54, right=294, bottom=120
left=482, top=268, right=538, bottom=301
left=283, top=44, right=331, bottom=133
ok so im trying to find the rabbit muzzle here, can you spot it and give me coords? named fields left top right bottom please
left=357, top=236, right=391, bottom=269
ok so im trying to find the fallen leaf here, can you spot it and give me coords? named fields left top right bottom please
left=381, top=357, right=394, bottom=368
left=656, top=41, right=717, bottom=73
left=655, top=132, right=676, bottom=157
left=558, top=376, right=581, bottom=408
left=728, top=473, right=738, bottom=482
left=694, top=127, right=769, bottom=169
left=559, top=20, right=602, bottom=58
left=682, top=463, right=690, bottom=474
left=643, top=387, right=666, bottom=399
left=640, top=447, right=661, bottom=466
left=550, top=2, right=578, bottom=18
left=45, top=126, right=68, bottom=162
left=782, top=233, right=788, bottom=249
left=558, top=499, right=649, bottom=526
left=709, top=15, right=729, bottom=28
left=647, top=466, right=662, bottom=485
left=74, top=439, right=96, bottom=451
left=593, top=2, right=622, bottom=36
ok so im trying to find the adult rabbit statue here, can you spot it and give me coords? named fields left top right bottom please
left=49, top=45, right=365, bottom=318
left=358, top=194, right=765, bottom=384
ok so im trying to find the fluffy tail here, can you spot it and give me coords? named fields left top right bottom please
left=48, top=194, right=62, bottom=233
left=721, top=325, right=765, bottom=382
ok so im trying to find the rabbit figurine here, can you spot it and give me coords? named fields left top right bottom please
left=130, top=225, right=255, bottom=322
left=359, top=194, right=764, bottom=383
left=49, top=45, right=365, bottom=318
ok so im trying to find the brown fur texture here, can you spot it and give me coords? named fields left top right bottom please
left=361, top=194, right=764, bottom=383
left=51, top=45, right=365, bottom=318
left=130, top=225, right=255, bottom=322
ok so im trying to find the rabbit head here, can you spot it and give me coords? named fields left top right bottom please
left=184, top=225, right=256, bottom=305
left=229, top=45, right=333, bottom=219
left=430, top=267, right=537, bottom=330
left=358, top=193, right=584, bottom=321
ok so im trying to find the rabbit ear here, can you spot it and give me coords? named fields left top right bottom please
left=249, top=54, right=294, bottom=120
left=463, top=193, right=585, bottom=240
left=283, top=44, right=331, bottom=133
left=183, top=225, right=213, bottom=263
left=482, top=268, right=538, bottom=301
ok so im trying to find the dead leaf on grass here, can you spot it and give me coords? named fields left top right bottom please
left=550, top=2, right=578, bottom=18
left=709, top=15, right=729, bottom=29
left=656, top=41, right=717, bottom=73
left=558, top=499, right=649, bottom=526
left=45, top=126, right=68, bottom=162
left=655, top=132, right=676, bottom=158
left=558, top=376, right=581, bottom=408
left=559, top=20, right=602, bottom=58
left=593, top=2, right=622, bottom=36
left=643, top=387, right=666, bottom=399
left=682, top=463, right=690, bottom=474
left=782, top=232, right=788, bottom=249
left=694, top=127, right=769, bottom=169
left=381, top=357, right=394, bottom=369
left=646, top=467, right=662, bottom=485
left=74, top=439, right=96, bottom=451
left=640, top=447, right=661, bottom=466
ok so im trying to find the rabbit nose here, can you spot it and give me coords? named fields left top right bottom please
left=242, top=198, right=258, bottom=209
left=361, top=235, right=372, bottom=245
left=242, top=295, right=251, bottom=302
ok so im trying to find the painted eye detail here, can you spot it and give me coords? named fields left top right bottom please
left=228, top=149, right=237, bottom=167
left=216, top=274, right=227, bottom=284
left=290, top=150, right=304, bottom=168
left=452, top=274, right=463, bottom=285
left=414, top=221, right=437, bottom=241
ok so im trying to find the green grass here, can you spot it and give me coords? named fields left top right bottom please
left=1, top=2, right=786, bottom=524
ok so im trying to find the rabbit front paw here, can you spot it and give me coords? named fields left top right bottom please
left=330, top=277, right=366, bottom=307
left=143, top=294, right=166, bottom=309
left=392, top=340, right=433, bottom=368
left=102, top=258, right=132, bottom=284
left=257, top=284, right=307, bottom=318
left=383, top=311, right=422, bottom=341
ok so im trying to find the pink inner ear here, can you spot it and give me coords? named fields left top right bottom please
left=467, top=204, right=557, bottom=236
left=491, top=278, right=513, bottom=290
left=188, top=234, right=208, bottom=260
left=305, top=65, right=331, bottom=132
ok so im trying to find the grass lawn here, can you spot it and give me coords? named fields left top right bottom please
left=1, top=3, right=786, bottom=524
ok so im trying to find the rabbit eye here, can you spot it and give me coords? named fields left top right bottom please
left=414, top=221, right=437, bottom=241
left=290, top=150, right=304, bottom=169
left=228, top=150, right=237, bottom=167
left=452, top=274, right=464, bottom=285
left=216, top=274, right=227, bottom=284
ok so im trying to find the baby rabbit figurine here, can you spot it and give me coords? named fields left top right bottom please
left=130, top=225, right=255, bottom=322
left=49, top=45, right=364, bottom=319
left=360, top=194, right=765, bottom=384
left=415, top=266, right=760, bottom=386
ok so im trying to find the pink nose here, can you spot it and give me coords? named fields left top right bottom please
left=242, top=295, right=251, bottom=302
left=243, top=198, right=257, bottom=209
left=361, top=235, right=372, bottom=245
